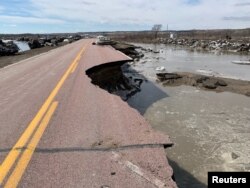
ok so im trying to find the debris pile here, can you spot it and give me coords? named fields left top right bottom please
left=0, top=40, right=19, bottom=56
left=159, top=38, right=250, bottom=53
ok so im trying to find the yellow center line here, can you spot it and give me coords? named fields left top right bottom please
left=70, top=47, right=85, bottom=74
left=0, top=46, right=86, bottom=184
left=70, top=62, right=79, bottom=74
left=4, top=101, right=59, bottom=188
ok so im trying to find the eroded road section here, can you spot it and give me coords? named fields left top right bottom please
left=0, top=39, right=176, bottom=188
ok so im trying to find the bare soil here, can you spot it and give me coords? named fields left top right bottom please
left=157, top=72, right=250, bottom=97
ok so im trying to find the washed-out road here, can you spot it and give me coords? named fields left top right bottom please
left=0, top=39, right=176, bottom=188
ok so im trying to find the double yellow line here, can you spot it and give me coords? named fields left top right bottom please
left=0, top=46, right=85, bottom=187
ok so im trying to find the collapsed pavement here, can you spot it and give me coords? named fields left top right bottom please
left=86, top=61, right=146, bottom=101
left=87, top=41, right=147, bottom=101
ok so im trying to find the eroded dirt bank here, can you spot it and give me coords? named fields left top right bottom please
left=157, top=72, right=250, bottom=97
left=86, top=61, right=145, bottom=101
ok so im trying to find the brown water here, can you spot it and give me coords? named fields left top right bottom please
left=125, top=44, right=250, bottom=187
left=132, top=43, right=250, bottom=81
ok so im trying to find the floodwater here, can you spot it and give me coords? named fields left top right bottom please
left=133, top=43, right=250, bottom=81
left=13, top=41, right=30, bottom=52
left=126, top=44, right=250, bottom=187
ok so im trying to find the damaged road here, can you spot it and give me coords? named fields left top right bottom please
left=86, top=61, right=145, bottom=101
left=0, top=39, right=177, bottom=188
left=87, top=41, right=148, bottom=101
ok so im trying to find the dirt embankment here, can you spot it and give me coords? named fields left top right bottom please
left=157, top=72, right=250, bottom=97
left=0, top=45, right=61, bottom=68
left=97, top=41, right=144, bottom=60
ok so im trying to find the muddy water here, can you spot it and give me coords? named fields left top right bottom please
left=133, top=43, right=250, bottom=80
left=126, top=44, right=250, bottom=187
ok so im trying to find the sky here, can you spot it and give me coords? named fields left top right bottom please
left=0, top=0, right=250, bottom=33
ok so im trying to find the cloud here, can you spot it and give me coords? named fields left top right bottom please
left=28, top=0, right=250, bottom=29
left=183, top=0, right=201, bottom=5
left=0, top=15, right=64, bottom=24
left=79, top=0, right=96, bottom=5
left=3, top=24, right=17, bottom=27
left=29, top=0, right=159, bottom=25
left=235, top=2, right=250, bottom=6
left=1, top=0, right=250, bottom=32
left=223, top=16, right=250, bottom=21
left=0, top=6, right=4, bottom=12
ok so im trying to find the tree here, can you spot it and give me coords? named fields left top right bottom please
left=152, top=24, right=162, bottom=39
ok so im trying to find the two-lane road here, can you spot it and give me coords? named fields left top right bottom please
left=0, top=39, right=176, bottom=188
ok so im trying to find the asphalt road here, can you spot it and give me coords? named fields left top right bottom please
left=0, top=39, right=176, bottom=188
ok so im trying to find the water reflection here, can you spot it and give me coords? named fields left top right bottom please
left=133, top=43, right=250, bottom=81
left=126, top=44, right=250, bottom=187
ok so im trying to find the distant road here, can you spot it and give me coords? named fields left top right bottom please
left=0, top=39, right=176, bottom=188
